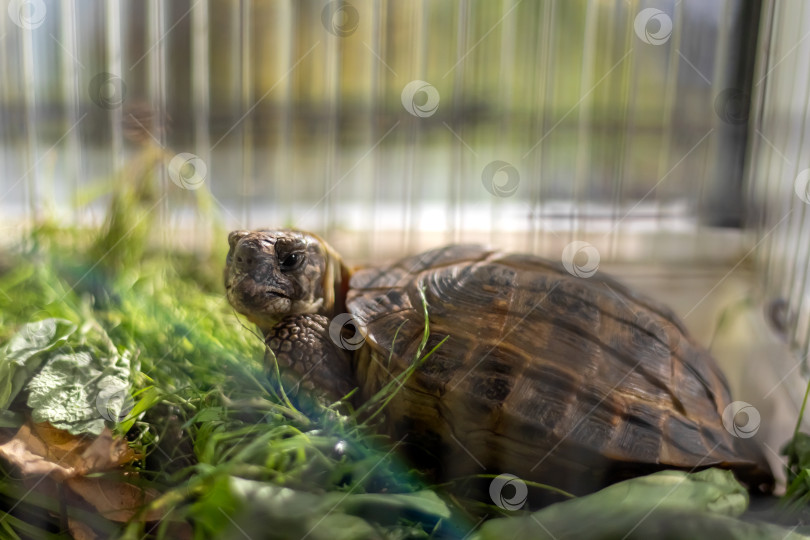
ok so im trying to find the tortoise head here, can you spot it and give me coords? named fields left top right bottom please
left=224, top=229, right=349, bottom=334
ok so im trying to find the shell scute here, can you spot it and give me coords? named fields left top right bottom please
left=471, top=375, right=513, bottom=403
left=546, top=281, right=602, bottom=325
left=411, top=334, right=463, bottom=396
left=474, top=353, right=517, bottom=377
left=615, top=411, right=662, bottom=460
left=344, top=246, right=773, bottom=493
left=663, top=416, right=715, bottom=461
left=566, top=387, right=622, bottom=449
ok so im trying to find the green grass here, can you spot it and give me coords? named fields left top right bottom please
left=0, top=153, right=478, bottom=539
left=0, top=238, right=471, bottom=537
left=4, top=149, right=810, bottom=539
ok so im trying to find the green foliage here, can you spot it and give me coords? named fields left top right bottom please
left=0, top=318, right=76, bottom=410
left=188, top=475, right=449, bottom=540
left=474, top=469, right=807, bottom=540
left=2, top=149, right=810, bottom=538
left=0, top=214, right=441, bottom=538
left=89, top=146, right=164, bottom=272
left=25, top=320, right=133, bottom=435
left=784, top=432, right=810, bottom=513
left=783, top=379, right=810, bottom=513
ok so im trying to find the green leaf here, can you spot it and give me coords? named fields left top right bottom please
left=25, top=325, right=132, bottom=436
left=190, top=475, right=450, bottom=539
left=0, top=318, right=76, bottom=409
left=191, top=406, right=226, bottom=424
left=341, top=490, right=452, bottom=522
left=117, top=386, right=162, bottom=435
left=191, top=476, right=376, bottom=540
left=784, top=432, right=810, bottom=475
left=0, top=409, right=24, bottom=428
left=474, top=469, right=809, bottom=540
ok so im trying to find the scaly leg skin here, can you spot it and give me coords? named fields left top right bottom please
left=264, top=314, right=357, bottom=409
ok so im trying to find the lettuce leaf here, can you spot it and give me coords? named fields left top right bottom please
left=0, top=318, right=76, bottom=409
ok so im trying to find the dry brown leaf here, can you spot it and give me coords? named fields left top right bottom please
left=75, top=427, right=138, bottom=474
left=67, top=517, right=98, bottom=540
left=0, top=421, right=138, bottom=481
left=0, top=420, right=162, bottom=528
left=31, top=422, right=88, bottom=454
left=67, top=476, right=163, bottom=522
left=164, top=521, right=195, bottom=540
left=0, top=422, right=77, bottom=480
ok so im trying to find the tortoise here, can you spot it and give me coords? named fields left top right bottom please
left=223, top=228, right=773, bottom=496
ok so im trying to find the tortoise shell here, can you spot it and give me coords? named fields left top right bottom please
left=345, top=245, right=772, bottom=494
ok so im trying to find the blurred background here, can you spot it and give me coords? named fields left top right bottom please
left=0, top=0, right=808, bottom=456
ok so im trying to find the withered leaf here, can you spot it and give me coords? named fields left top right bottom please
left=0, top=422, right=137, bottom=481
left=0, top=421, right=160, bottom=525
left=67, top=476, right=162, bottom=522
left=67, top=517, right=98, bottom=540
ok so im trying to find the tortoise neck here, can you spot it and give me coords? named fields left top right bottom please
left=332, top=261, right=351, bottom=316
left=319, top=240, right=352, bottom=317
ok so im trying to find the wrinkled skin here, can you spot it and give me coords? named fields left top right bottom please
left=224, top=229, right=354, bottom=401
left=224, top=229, right=348, bottom=332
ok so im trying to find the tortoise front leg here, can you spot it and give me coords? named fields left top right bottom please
left=264, top=314, right=357, bottom=405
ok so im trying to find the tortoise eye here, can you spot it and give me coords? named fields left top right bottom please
left=279, top=252, right=303, bottom=271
